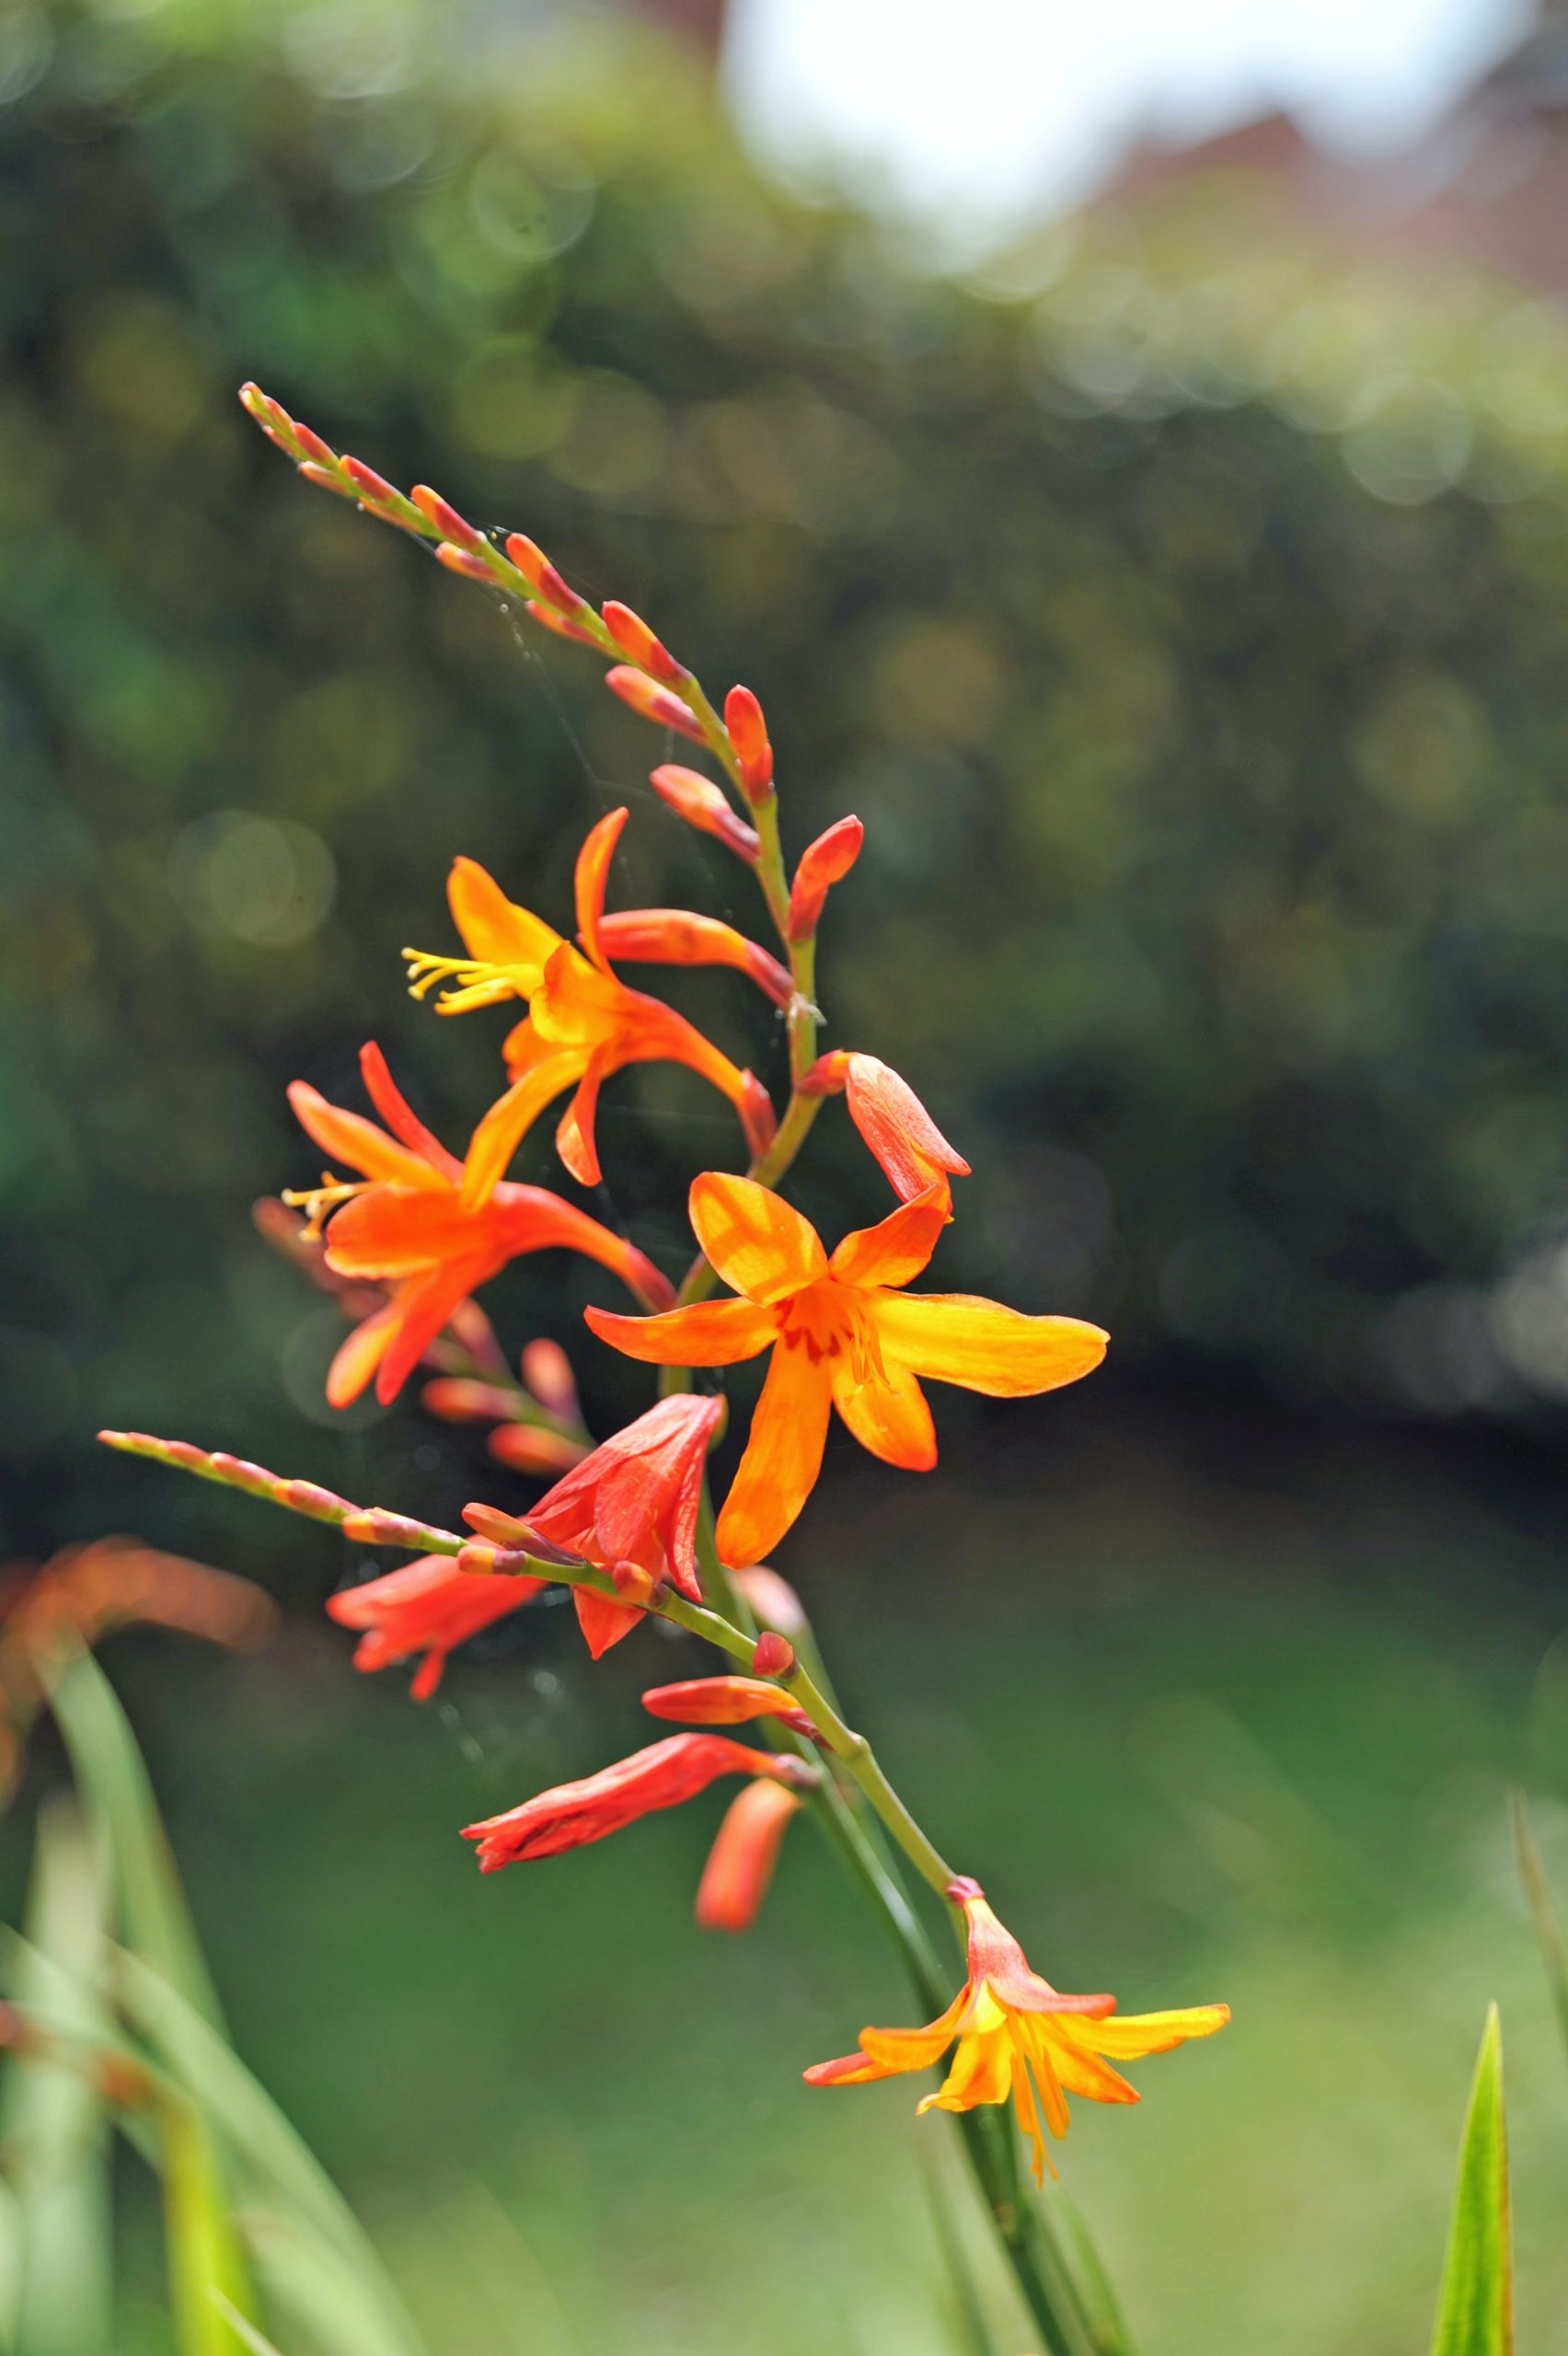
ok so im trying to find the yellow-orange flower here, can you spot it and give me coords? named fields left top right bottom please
left=585, top=1174, right=1108, bottom=1566
left=403, top=808, right=775, bottom=1203
left=806, top=1880, right=1229, bottom=2183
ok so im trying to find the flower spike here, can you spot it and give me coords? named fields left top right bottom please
left=806, top=1882, right=1229, bottom=2184
left=587, top=1173, right=1107, bottom=1566
left=462, top=1733, right=817, bottom=1871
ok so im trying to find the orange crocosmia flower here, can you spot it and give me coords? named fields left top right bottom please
left=326, top=1555, right=547, bottom=1702
left=696, top=1778, right=803, bottom=1934
left=803, top=1050, right=970, bottom=1207
left=465, top=1392, right=722, bottom=1661
left=585, top=1174, right=1109, bottom=1569
left=401, top=808, right=776, bottom=1203
left=289, top=1042, right=673, bottom=1409
left=462, top=1732, right=814, bottom=1872
left=806, top=1880, right=1230, bottom=2185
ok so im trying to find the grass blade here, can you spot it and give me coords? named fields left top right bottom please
left=159, top=2097, right=260, bottom=2356
left=1429, top=2004, right=1512, bottom=2356
left=1507, top=1789, right=1568, bottom=2061
left=0, top=1798, right=114, bottom=2356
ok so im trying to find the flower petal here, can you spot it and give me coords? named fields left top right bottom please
left=690, top=1174, right=827, bottom=1303
left=573, top=1587, right=644, bottom=1659
left=374, top=1261, right=490, bottom=1403
left=586, top=1297, right=777, bottom=1367
left=554, top=1052, right=609, bottom=1188
left=357, top=1043, right=461, bottom=1180
left=326, top=1300, right=401, bottom=1407
left=288, top=1081, right=438, bottom=1190
left=460, top=1051, right=584, bottom=1208
left=1072, top=2003, right=1231, bottom=2061
left=575, top=808, right=627, bottom=973
left=828, top=1187, right=948, bottom=1290
left=917, top=2024, right=1014, bottom=2114
left=715, top=1339, right=832, bottom=1567
left=829, top=1355, right=936, bottom=1471
left=874, top=1294, right=1109, bottom=1397
left=843, top=1053, right=969, bottom=1203
left=447, top=857, right=562, bottom=983
left=323, top=1187, right=498, bottom=1277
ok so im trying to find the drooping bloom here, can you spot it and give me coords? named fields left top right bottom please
left=696, top=1779, right=802, bottom=1933
left=802, top=1050, right=971, bottom=1207
left=586, top=1174, right=1109, bottom=1567
left=402, top=809, right=776, bottom=1202
left=462, top=1732, right=815, bottom=1872
left=326, top=1555, right=547, bottom=1702
left=464, top=1392, right=723, bottom=1659
left=287, top=1042, right=673, bottom=1407
left=806, top=1880, right=1229, bottom=2184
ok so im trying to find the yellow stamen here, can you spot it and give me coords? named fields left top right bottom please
left=281, top=1172, right=367, bottom=1241
left=402, top=947, right=534, bottom=1012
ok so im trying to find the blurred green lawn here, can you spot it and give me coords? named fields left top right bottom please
left=17, top=1409, right=1565, bottom=2355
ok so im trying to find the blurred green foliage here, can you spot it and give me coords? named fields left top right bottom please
left=8, top=0, right=1568, bottom=1566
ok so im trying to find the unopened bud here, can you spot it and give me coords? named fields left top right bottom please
left=798, top=1049, right=849, bottom=1099
left=723, top=685, right=774, bottom=803
left=298, top=461, right=356, bottom=500
left=436, top=540, right=494, bottom=582
left=503, top=531, right=586, bottom=616
left=421, top=1379, right=517, bottom=1425
left=602, top=600, right=688, bottom=686
left=650, top=765, right=760, bottom=861
left=342, top=455, right=400, bottom=505
left=605, top=666, right=705, bottom=745
left=487, top=1425, right=588, bottom=1477
left=521, top=1338, right=579, bottom=1418
left=696, top=1779, right=803, bottom=1934
left=739, top=1072, right=778, bottom=1162
left=410, top=484, right=484, bottom=552
left=291, top=421, right=339, bottom=468
left=788, top=815, right=864, bottom=941
left=610, top=1562, right=658, bottom=1610
left=526, top=601, right=598, bottom=647
left=752, top=1631, right=795, bottom=1680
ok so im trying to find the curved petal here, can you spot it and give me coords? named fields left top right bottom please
left=375, top=1261, right=489, bottom=1403
left=715, top=1339, right=832, bottom=1568
left=597, top=910, right=793, bottom=1009
left=574, top=807, right=628, bottom=972
left=1069, top=2003, right=1230, bottom=2061
left=917, top=2025, right=1013, bottom=2114
left=1032, top=2019, right=1139, bottom=2107
left=324, top=1187, right=496, bottom=1278
left=288, top=1081, right=437, bottom=1190
left=843, top=1054, right=970, bottom=1203
left=874, top=1295, right=1110, bottom=1398
left=585, top=1297, right=778, bottom=1367
left=447, top=857, right=561, bottom=984
left=555, top=1052, right=609, bottom=1188
left=802, top=2050, right=897, bottom=2087
left=690, top=1174, right=826, bottom=1304
left=829, top=1186, right=948, bottom=1291
left=573, top=1586, right=644, bottom=1660
left=326, top=1301, right=400, bottom=1408
left=854, top=1991, right=970, bottom=2074
left=830, top=1356, right=936, bottom=1471
left=460, top=1051, right=584, bottom=1209
left=492, top=1185, right=675, bottom=1311
left=358, top=1044, right=461, bottom=1180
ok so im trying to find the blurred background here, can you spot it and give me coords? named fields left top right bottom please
left=6, top=0, right=1568, bottom=2345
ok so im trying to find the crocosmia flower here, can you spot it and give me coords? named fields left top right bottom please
left=402, top=808, right=775, bottom=1202
left=462, top=1732, right=815, bottom=1871
left=327, top=1555, right=547, bottom=1701
left=466, top=1392, right=722, bottom=1659
left=586, top=1175, right=1108, bottom=1567
left=806, top=1880, right=1229, bottom=2184
left=802, top=1050, right=970, bottom=1207
left=288, top=1042, right=673, bottom=1407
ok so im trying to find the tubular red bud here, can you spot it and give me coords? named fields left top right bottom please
left=502, top=531, right=586, bottom=617
left=605, top=666, right=705, bottom=744
left=341, top=456, right=399, bottom=505
left=788, top=816, right=864, bottom=941
left=291, top=421, right=339, bottom=468
left=421, top=1378, right=518, bottom=1425
left=525, top=601, right=599, bottom=647
left=596, top=909, right=790, bottom=1009
left=752, top=1631, right=795, bottom=1679
left=410, top=484, right=484, bottom=552
left=723, top=686, right=774, bottom=803
left=435, top=541, right=495, bottom=582
left=298, top=461, right=356, bottom=500
left=696, top=1779, right=803, bottom=1933
left=739, top=1072, right=778, bottom=1162
left=487, top=1424, right=589, bottom=1477
left=522, top=1337, right=579, bottom=1418
left=602, top=601, right=688, bottom=687
left=650, top=765, right=760, bottom=862
left=641, top=1675, right=796, bottom=1725
left=798, top=1049, right=849, bottom=1099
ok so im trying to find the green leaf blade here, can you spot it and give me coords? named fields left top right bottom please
left=1429, top=2005, right=1512, bottom=2356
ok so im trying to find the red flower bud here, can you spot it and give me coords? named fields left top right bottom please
left=290, top=421, right=339, bottom=468
left=788, top=816, right=863, bottom=941
left=602, top=600, right=688, bottom=686
left=640, top=1675, right=796, bottom=1726
left=341, top=456, right=400, bottom=505
left=410, top=484, right=484, bottom=552
left=421, top=1378, right=517, bottom=1425
left=525, top=601, right=599, bottom=647
left=696, top=1779, right=803, bottom=1933
left=503, top=532, right=587, bottom=617
left=724, top=685, right=774, bottom=803
left=605, top=666, right=705, bottom=744
left=596, top=908, right=790, bottom=1009
left=435, top=541, right=495, bottom=582
left=752, top=1631, right=795, bottom=1679
left=650, top=765, right=760, bottom=862
left=298, top=461, right=356, bottom=500
left=740, top=1071, right=778, bottom=1162
left=522, top=1338, right=579, bottom=1418
left=463, top=1732, right=813, bottom=1870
